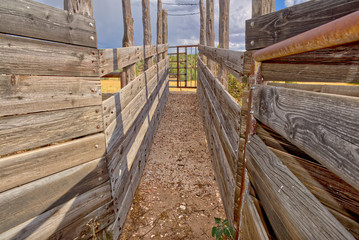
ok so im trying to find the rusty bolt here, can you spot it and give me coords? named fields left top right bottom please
left=101, top=70, right=104, bottom=73
left=91, top=88, right=95, bottom=92
left=104, top=106, right=107, bottom=110
left=95, top=109, right=99, bottom=113
left=96, top=125, right=100, bottom=129
left=95, top=144, right=99, bottom=148
left=92, top=51, right=95, bottom=55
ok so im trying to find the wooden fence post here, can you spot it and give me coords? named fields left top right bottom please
left=64, top=0, right=94, bottom=18
left=162, top=9, right=168, bottom=59
left=252, top=0, right=275, bottom=18
left=218, top=0, right=230, bottom=90
left=142, top=0, right=153, bottom=70
left=122, top=0, right=136, bottom=85
left=157, top=0, right=163, bottom=62
left=199, top=0, right=206, bottom=61
left=206, top=0, right=215, bottom=73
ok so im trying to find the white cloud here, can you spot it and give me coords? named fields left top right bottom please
left=285, top=0, right=309, bottom=7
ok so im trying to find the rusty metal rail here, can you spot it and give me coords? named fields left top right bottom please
left=253, top=10, right=359, bottom=62
left=168, top=45, right=198, bottom=89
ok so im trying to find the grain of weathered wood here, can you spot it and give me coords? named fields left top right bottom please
left=105, top=67, right=168, bottom=152
left=197, top=81, right=234, bottom=224
left=0, top=75, right=101, bottom=117
left=0, top=0, right=97, bottom=47
left=0, top=158, right=108, bottom=233
left=0, top=105, right=103, bottom=156
left=162, top=9, right=168, bottom=59
left=268, top=82, right=359, bottom=97
left=0, top=33, right=98, bottom=76
left=252, top=0, right=275, bottom=18
left=241, top=194, right=269, bottom=240
left=252, top=85, right=359, bottom=191
left=199, top=44, right=244, bottom=79
left=0, top=182, right=111, bottom=240
left=142, top=0, right=153, bottom=70
left=329, top=208, right=359, bottom=239
left=51, top=201, right=114, bottom=240
left=64, top=0, right=94, bottom=18
left=270, top=147, right=359, bottom=221
left=198, top=65, right=238, bottom=176
left=206, top=0, right=215, bottom=72
left=99, top=44, right=168, bottom=76
left=108, top=71, right=169, bottom=199
left=218, top=0, right=230, bottom=89
left=246, top=135, right=354, bottom=240
left=0, top=133, right=106, bottom=193
left=246, top=0, right=359, bottom=50
left=122, top=0, right=136, bottom=83
left=198, top=58, right=241, bottom=133
left=102, top=58, right=168, bottom=133
left=199, top=0, right=206, bottom=60
left=157, top=0, right=163, bottom=62
left=112, top=81, right=169, bottom=239
left=262, top=63, right=359, bottom=83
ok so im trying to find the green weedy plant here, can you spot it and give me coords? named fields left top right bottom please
left=212, top=218, right=234, bottom=240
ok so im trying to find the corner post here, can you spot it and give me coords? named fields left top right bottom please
left=157, top=0, right=163, bottom=62
left=142, top=0, right=153, bottom=70
left=162, top=9, right=168, bottom=59
left=206, top=0, right=215, bottom=73
left=199, top=0, right=206, bottom=61
left=122, top=0, right=136, bottom=84
left=218, top=0, right=230, bottom=90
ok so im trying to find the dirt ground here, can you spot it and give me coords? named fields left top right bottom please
left=119, top=92, right=225, bottom=239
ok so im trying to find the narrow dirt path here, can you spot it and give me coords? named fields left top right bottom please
left=119, top=92, right=225, bottom=239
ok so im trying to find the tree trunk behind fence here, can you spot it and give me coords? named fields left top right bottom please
left=252, top=0, right=275, bottom=18
left=64, top=0, right=94, bottom=18
left=162, top=9, right=168, bottom=59
left=199, top=0, right=206, bottom=61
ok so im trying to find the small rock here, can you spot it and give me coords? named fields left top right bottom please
left=180, top=205, right=186, bottom=210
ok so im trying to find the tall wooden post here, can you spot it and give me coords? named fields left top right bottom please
left=157, top=0, right=163, bottom=61
left=206, top=0, right=215, bottom=73
left=122, top=0, right=136, bottom=84
left=142, top=0, right=153, bottom=70
left=162, top=9, right=168, bottom=59
left=218, top=0, right=230, bottom=90
left=64, top=0, right=94, bottom=18
left=199, top=0, right=206, bottom=61
left=252, top=0, right=275, bottom=18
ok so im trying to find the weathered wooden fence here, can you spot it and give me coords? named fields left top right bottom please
left=0, top=0, right=169, bottom=239
left=199, top=0, right=359, bottom=239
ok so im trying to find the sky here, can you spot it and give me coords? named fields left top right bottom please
left=37, top=0, right=309, bottom=51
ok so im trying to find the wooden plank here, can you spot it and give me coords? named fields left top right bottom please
left=199, top=0, right=206, bottom=60
left=142, top=0, right=153, bottom=70
left=0, top=133, right=106, bottom=193
left=105, top=66, right=168, bottom=152
left=199, top=45, right=244, bottom=79
left=157, top=0, right=163, bottom=62
left=198, top=58, right=241, bottom=136
left=0, top=33, right=98, bottom=76
left=99, top=44, right=168, bottom=76
left=162, top=9, right=168, bottom=59
left=0, top=105, right=103, bottom=156
left=241, top=194, right=269, bottom=240
left=218, top=0, right=230, bottom=89
left=0, top=75, right=101, bottom=117
left=262, top=63, right=359, bottom=83
left=198, top=62, right=238, bottom=175
left=206, top=0, right=215, bottom=72
left=64, top=0, right=94, bottom=18
left=109, top=71, right=169, bottom=200
left=51, top=201, right=114, bottom=240
left=111, top=80, right=169, bottom=239
left=329, top=208, right=359, bottom=239
left=252, top=0, right=275, bottom=18
left=0, top=0, right=97, bottom=48
left=122, top=0, right=136, bottom=83
left=252, top=85, right=359, bottom=191
left=0, top=158, right=108, bottom=233
left=246, top=135, right=354, bottom=240
left=197, top=81, right=234, bottom=224
left=246, top=0, right=359, bottom=50
left=270, top=147, right=359, bottom=222
left=102, top=58, right=168, bottom=135
left=268, top=82, right=359, bottom=97
left=0, top=182, right=112, bottom=240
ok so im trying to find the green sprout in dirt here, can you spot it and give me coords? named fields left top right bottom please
left=212, top=218, right=234, bottom=240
